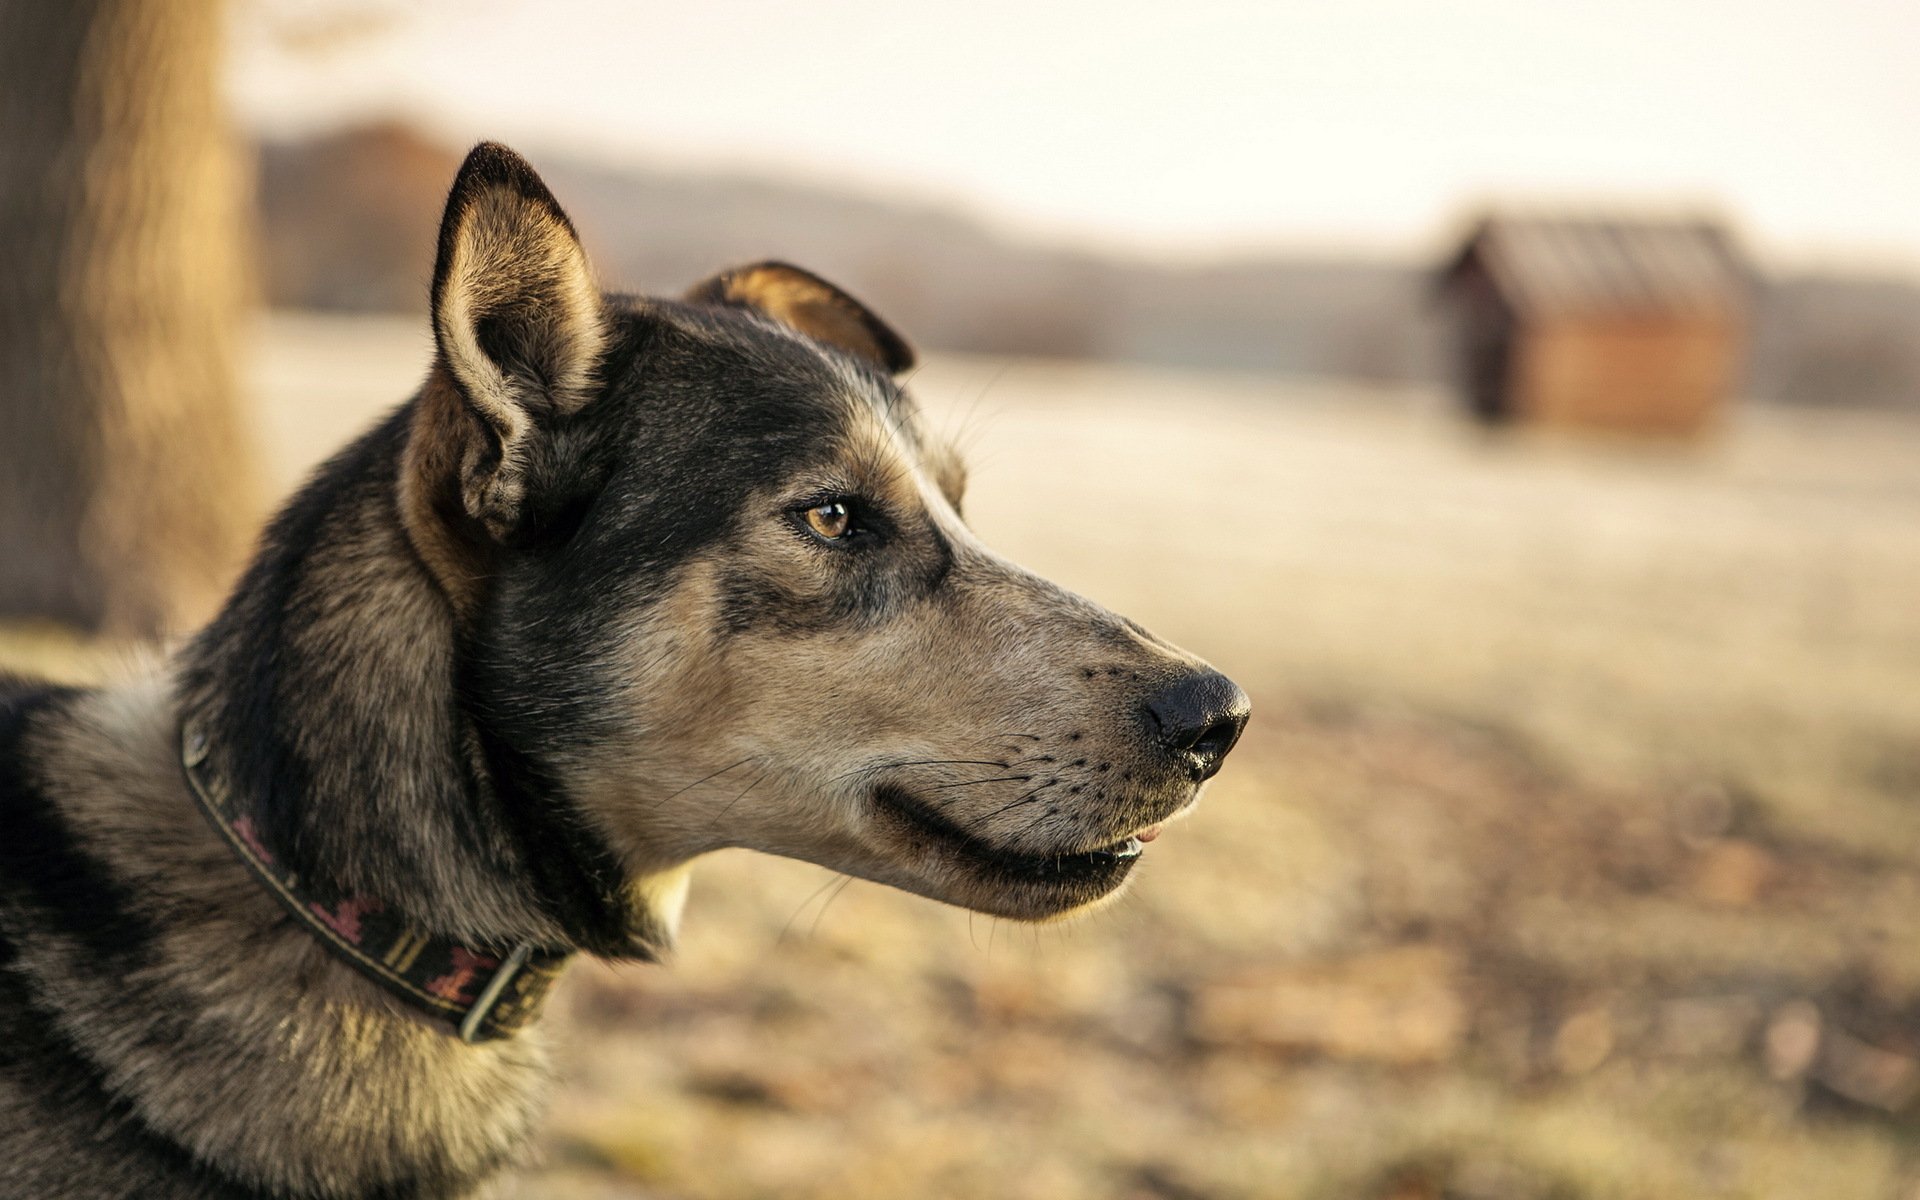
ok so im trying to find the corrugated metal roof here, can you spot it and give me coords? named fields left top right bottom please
left=1443, top=213, right=1751, bottom=319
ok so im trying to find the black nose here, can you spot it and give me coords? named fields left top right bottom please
left=1144, top=670, right=1251, bottom=781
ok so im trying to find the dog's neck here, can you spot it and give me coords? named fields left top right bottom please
left=22, top=672, right=561, bottom=1197
left=175, top=706, right=572, bottom=1041
left=176, top=402, right=662, bottom=974
left=2, top=404, right=647, bottom=1198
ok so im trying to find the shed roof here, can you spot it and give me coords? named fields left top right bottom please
left=1440, top=213, right=1752, bottom=319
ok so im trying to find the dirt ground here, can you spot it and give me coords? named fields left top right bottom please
left=12, top=314, right=1920, bottom=1199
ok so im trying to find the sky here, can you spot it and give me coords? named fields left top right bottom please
left=228, top=0, right=1920, bottom=269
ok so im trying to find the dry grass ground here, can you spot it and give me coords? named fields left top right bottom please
left=9, top=314, right=1920, bottom=1199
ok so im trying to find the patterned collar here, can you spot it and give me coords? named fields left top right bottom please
left=177, top=714, right=571, bottom=1042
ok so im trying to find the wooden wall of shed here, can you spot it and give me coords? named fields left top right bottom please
left=1511, top=316, right=1743, bottom=435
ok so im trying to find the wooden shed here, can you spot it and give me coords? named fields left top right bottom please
left=1436, top=214, right=1752, bottom=435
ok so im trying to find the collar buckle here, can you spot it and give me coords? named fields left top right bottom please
left=179, top=712, right=569, bottom=1043
left=458, top=942, right=537, bottom=1043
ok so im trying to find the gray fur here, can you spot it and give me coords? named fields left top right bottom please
left=0, top=143, right=1247, bottom=1197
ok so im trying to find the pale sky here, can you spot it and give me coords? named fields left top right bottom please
left=229, top=0, right=1920, bottom=269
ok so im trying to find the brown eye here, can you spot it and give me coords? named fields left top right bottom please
left=804, top=501, right=852, bottom=541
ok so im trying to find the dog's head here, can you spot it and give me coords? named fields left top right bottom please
left=402, top=144, right=1248, bottom=934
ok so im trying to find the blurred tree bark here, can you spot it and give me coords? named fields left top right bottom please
left=0, top=0, right=255, bottom=636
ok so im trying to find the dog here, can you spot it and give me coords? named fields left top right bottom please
left=0, top=143, right=1249, bottom=1198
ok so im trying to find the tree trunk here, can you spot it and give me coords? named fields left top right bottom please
left=0, top=0, right=256, bottom=637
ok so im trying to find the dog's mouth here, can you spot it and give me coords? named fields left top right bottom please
left=871, top=783, right=1152, bottom=895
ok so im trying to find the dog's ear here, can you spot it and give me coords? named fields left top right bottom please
left=685, top=261, right=915, bottom=374
left=428, top=142, right=605, bottom=538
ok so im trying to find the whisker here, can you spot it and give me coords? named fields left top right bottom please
left=923, top=774, right=1032, bottom=791
left=778, top=873, right=850, bottom=945
left=807, top=875, right=858, bottom=938
left=713, top=771, right=770, bottom=822
left=655, top=756, right=759, bottom=804
left=946, top=362, right=1011, bottom=457
left=976, top=782, right=1059, bottom=824
left=831, top=758, right=1007, bottom=784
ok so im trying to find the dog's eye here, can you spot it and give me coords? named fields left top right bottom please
left=802, top=500, right=854, bottom=541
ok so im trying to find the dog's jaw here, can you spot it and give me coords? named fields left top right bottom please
left=863, top=781, right=1148, bottom=919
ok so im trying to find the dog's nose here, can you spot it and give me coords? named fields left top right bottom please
left=1144, top=670, right=1251, bottom=781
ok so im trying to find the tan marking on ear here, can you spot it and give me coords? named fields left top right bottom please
left=693, top=263, right=914, bottom=373
left=731, top=274, right=886, bottom=365
left=435, top=185, right=607, bottom=538
left=436, top=188, right=606, bottom=424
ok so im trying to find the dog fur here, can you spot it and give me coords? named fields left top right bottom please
left=0, top=143, right=1247, bottom=1198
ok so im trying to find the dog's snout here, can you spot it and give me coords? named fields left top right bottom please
left=1143, top=670, right=1250, bottom=781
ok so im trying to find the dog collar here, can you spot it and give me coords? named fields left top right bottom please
left=177, top=715, right=571, bottom=1043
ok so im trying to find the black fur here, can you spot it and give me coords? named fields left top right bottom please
left=166, top=296, right=926, bottom=960
left=179, top=410, right=556, bottom=942
left=0, top=141, right=1247, bottom=1198
left=0, top=685, right=156, bottom=966
left=0, top=954, right=270, bottom=1200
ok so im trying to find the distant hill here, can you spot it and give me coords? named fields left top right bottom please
left=1749, top=274, right=1920, bottom=410
left=258, top=123, right=1920, bottom=410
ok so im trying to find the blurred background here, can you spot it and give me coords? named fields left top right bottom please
left=4, top=1, right=1920, bottom=1196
